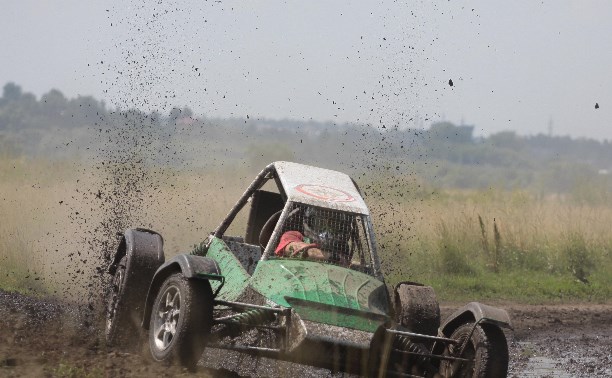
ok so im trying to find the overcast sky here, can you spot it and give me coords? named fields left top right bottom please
left=2, top=1, right=611, bottom=140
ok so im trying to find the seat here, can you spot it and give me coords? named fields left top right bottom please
left=258, top=210, right=282, bottom=250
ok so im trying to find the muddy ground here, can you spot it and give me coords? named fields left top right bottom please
left=0, top=290, right=610, bottom=377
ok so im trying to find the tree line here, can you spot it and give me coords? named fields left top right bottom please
left=1, top=82, right=611, bottom=199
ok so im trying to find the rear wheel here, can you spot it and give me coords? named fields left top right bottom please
left=439, top=323, right=508, bottom=378
left=148, top=273, right=213, bottom=370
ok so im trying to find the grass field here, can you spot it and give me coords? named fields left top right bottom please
left=370, top=186, right=612, bottom=302
left=1, top=158, right=611, bottom=303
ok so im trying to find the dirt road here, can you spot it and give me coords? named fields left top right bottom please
left=504, top=303, right=612, bottom=377
left=1, top=290, right=610, bottom=377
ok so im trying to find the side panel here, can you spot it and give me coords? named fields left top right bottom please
left=251, top=259, right=387, bottom=310
left=205, top=237, right=250, bottom=301
left=250, top=259, right=389, bottom=332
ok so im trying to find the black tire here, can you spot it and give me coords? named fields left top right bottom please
left=148, top=273, right=213, bottom=370
left=395, top=283, right=440, bottom=337
left=106, top=256, right=141, bottom=351
left=439, top=323, right=508, bottom=378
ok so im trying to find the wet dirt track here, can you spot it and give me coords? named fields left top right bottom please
left=504, top=304, right=612, bottom=377
left=1, top=290, right=611, bottom=377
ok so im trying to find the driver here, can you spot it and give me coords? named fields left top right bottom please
left=274, top=207, right=352, bottom=265
left=274, top=230, right=327, bottom=260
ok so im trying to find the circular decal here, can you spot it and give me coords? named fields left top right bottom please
left=295, top=184, right=355, bottom=202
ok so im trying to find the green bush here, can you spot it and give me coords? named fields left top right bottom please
left=436, top=222, right=475, bottom=275
left=562, top=232, right=595, bottom=283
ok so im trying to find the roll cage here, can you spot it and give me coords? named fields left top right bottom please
left=208, top=162, right=383, bottom=279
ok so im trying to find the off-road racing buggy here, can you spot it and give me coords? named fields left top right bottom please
left=106, top=162, right=511, bottom=377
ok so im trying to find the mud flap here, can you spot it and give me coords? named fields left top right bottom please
left=441, top=302, right=513, bottom=338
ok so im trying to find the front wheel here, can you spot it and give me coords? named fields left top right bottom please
left=149, top=273, right=213, bottom=370
left=439, top=323, right=508, bottom=378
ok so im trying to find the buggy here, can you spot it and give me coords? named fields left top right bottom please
left=106, top=162, right=511, bottom=377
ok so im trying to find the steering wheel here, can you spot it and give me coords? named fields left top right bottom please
left=259, top=210, right=282, bottom=249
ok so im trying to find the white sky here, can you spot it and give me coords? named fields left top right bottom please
left=2, top=1, right=611, bottom=140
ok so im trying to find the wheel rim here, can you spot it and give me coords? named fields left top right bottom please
left=106, top=266, right=125, bottom=333
left=456, top=341, right=476, bottom=377
left=152, top=284, right=182, bottom=351
left=441, top=333, right=476, bottom=377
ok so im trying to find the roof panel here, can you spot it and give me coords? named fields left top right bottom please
left=273, top=161, right=369, bottom=215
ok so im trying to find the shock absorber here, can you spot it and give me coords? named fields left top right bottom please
left=393, top=335, right=431, bottom=367
left=227, top=309, right=276, bottom=326
left=219, top=309, right=276, bottom=337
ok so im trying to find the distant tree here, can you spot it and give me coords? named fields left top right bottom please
left=40, top=89, right=68, bottom=116
left=182, top=106, right=194, bottom=118
left=0, top=86, right=36, bottom=130
left=168, top=107, right=182, bottom=125
left=150, top=110, right=162, bottom=126
left=429, top=121, right=474, bottom=143
left=488, top=131, right=523, bottom=150
left=68, top=95, right=106, bottom=123
left=2, top=82, right=22, bottom=102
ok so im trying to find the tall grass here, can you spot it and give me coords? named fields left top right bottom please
left=1, top=159, right=611, bottom=302
left=0, top=158, right=251, bottom=298
left=0, top=158, right=60, bottom=293
left=374, top=187, right=612, bottom=302
left=0, top=227, right=46, bottom=293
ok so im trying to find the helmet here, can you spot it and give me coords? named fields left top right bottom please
left=302, top=207, right=352, bottom=256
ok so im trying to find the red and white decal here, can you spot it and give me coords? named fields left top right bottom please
left=294, top=184, right=355, bottom=202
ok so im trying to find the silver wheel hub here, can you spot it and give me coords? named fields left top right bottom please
left=152, top=285, right=181, bottom=351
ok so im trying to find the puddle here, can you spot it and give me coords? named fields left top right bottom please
left=511, top=341, right=612, bottom=378
left=521, top=356, right=572, bottom=377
